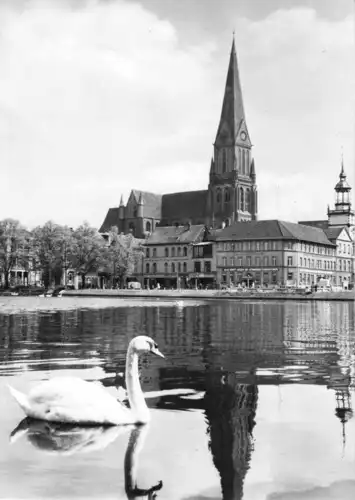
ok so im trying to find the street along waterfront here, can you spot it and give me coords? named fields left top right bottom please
left=0, top=298, right=354, bottom=499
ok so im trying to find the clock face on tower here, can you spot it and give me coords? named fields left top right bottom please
left=240, top=131, right=247, bottom=141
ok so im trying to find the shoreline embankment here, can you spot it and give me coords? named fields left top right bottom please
left=62, top=289, right=355, bottom=302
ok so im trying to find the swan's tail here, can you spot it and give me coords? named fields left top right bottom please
left=8, top=385, right=31, bottom=416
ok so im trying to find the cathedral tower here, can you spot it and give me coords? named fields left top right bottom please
left=207, top=37, right=258, bottom=228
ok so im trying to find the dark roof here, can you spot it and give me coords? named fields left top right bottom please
left=145, top=224, right=206, bottom=245
left=131, top=190, right=162, bottom=219
left=298, top=220, right=329, bottom=230
left=99, top=207, right=120, bottom=233
left=216, top=220, right=335, bottom=246
left=161, top=190, right=208, bottom=223
left=324, top=227, right=348, bottom=241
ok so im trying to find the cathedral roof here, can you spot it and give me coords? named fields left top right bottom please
left=215, top=38, right=248, bottom=147
left=131, top=190, right=162, bottom=218
left=216, top=220, right=335, bottom=246
left=161, top=190, right=209, bottom=224
left=99, top=207, right=120, bottom=233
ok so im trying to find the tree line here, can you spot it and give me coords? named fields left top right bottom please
left=0, top=219, right=142, bottom=289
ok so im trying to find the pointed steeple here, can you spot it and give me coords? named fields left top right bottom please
left=209, top=157, right=215, bottom=175
left=215, top=36, right=248, bottom=147
left=138, top=192, right=144, bottom=205
left=137, top=192, right=144, bottom=218
left=119, top=194, right=124, bottom=207
left=250, top=158, right=256, bottom=182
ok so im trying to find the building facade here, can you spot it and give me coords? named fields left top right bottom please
left=100, top=38, right=258, bottom=238
left=215, top=220, right=337, bottom=288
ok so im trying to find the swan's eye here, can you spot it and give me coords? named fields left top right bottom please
left=154, top=342, right=158, bottom=349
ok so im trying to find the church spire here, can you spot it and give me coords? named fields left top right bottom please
left=215, top=36, right=248, bottom=147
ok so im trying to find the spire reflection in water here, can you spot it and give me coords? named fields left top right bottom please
left=204, top=373, right=258, bottom=500
left=10, top=419, right=163, bottom=499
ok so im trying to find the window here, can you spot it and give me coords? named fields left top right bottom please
left=165, top=247, right=169, bottom=257
left=145, top=221, right=151, bottom=232
left=172, top=263, right=175, bottom=273
left=177, top=247, right=181, bottom=257
left=216, top=189, right=221, bottom=203
left=247, top=256, right=251, bottom=267
left=146, top=248, right=150, bottom=258
left=129, top=222, right=135, bottom=235
left=183, top=246, right=188, bottom=257
left=178, top=262, right=181, bottom=273
left=264, top=241, right=269, bottom=251
left=287, top=256, right=293, bottom=266
left=255, top=257, right=260, bottom=266
left=224, top=188, right=230, bottom=202
left=222, top=149, right=227, bottom=172
left=205, top=261, right=211, bottom=273
left=171, top=247, right=175, bottom=257
left=272, top=256, right=277, bottom=266
left=194, top=261, right=201, bottom=273
left=287, top=272, right=293, bottom=281
left=183, top=262, right=187, bottom=273
left=245, top=188, right=250, bottom=211
left=153, top=263, right=157, bottom=273
left=239, top=188, right=244, bottom=211
left=164, top=262, right=168, bottom=274
left=272, top=241, right=277, bottom=250
left=300, top=257, right=302, bottom=266
left=230, top=258, right=235, bottom=267
left=153, top=248, right=157, bottom=257
left=256, top=242, right=260, bottom=251
left=145, top=263, right=150, bottom=273
left=238, top=257, right=243, bottom=267
left=263, top=256, right=268, bottom=266
left=222, top=257, right=227, bottom=267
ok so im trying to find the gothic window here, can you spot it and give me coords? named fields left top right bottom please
left=183, top=246, right=188, bottom=257
left=177, top=247, right=181, bottom=257
left=171, top=247, right=175, bottom=257
left=145, top=221, right=151, bottom=232
left=133, top=208, right=137, bottom=217
left=165, top=247, right=169, bottom=257
left=183, top=262, right=187, bottom=273
left=245, top=188, right=250, bottom=212
left=172, top=263, right=175, bottom=273
left=145, top=263, right=150, bottom=274
left=224, top=188, right=230, bottom=203
left=164, top=262, right=168, bottom=274
left=129, top=222, right=135, bottom=235
left=178, top=262, right=181, bottom=273
left=146, top=248, right=150, bottom=258
left=152, top=263, right=157, bottom=273
left=239, top=187, right=245, bottom=211
left=222, top=149, right=227, bottom=172
left=216, top=189, right=221, bottom=203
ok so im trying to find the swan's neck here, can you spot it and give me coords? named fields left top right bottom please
left=125, top=347, right=149, bottom=423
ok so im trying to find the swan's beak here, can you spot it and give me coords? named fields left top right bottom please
left=151, top=346, right=165, bottom=358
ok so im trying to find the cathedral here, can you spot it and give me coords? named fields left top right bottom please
left=100, top=38, right=258, bottom=237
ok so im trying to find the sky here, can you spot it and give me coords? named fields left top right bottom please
left=0, top=0, right=354, bottom=229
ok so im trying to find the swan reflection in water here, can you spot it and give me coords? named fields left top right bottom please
left=10, top=419, right=163, bottom=500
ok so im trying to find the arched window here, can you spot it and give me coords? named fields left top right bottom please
left=153, top=248, right=156, bottom=257
left=172, top=263, right=176, bottom=273
left=242, top=150, right=246, bottom=175
left=222, top=149, right=227, bottom=172
left=145, top=263, right=150, bottom=274
left=146, top=248, right=150, bottom=258
left=171, top=247, right=175, bottom=257
left=224, top=188, right=230, bottom=203
left=216, top=189, right=221, bottom=203
left=133, top=208, right=137, bottom=217
left=178, top=262, right=181, bottom=273
left=183, top=262, right=187, bottom=273
left=183, top=246, right=187, bottom=257
left=245, top=189, right=250, bottom=211
left=152, top=263, right=157, bottom=273
left=239, top=188, right=245, bottom=211
left=145, top=221, right=151, bottom=232
left=129, top=222, right=135, bottom=235
left=164, top=262, right=168, bottom=274
left=177, top=247, right=181, bottom=257
left=246, top=150, right=249, bottom=174
left=165, top=247, right=169, bottom=257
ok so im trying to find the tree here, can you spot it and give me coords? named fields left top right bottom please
left=0, top=219, right=27, bottom=289
left=70, top=222, right=105, bottom=288
left=101, top=227, right=143, bottom=288
left=31, top=222, right=72, bottom=288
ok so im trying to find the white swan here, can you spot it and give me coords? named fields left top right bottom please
left=8, top=335, right=164, bottom=425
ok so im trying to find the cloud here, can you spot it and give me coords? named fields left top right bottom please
left=0, top=1, right=353, bottom=228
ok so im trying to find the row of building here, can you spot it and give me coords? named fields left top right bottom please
left=98, top=38, right=354, bottom=290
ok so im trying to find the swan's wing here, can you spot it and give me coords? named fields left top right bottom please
left=27, top=377, right=133, bottom=425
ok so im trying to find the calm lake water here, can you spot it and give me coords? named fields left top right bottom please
left=0, top=297, right=354, bottom=500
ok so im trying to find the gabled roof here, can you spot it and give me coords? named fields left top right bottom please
left=216, top=220, right=335, bottom=246
left=215, top=38, right=248, bottom=147
left=161, top=190, right=208, bottom=223
left=131, top=190, right=162, bottom=219
left=99, top=207, right=120, bottom=233
left=145, top=224, right=206, bottom=245
left=325, top=226, right=352, bottom=242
